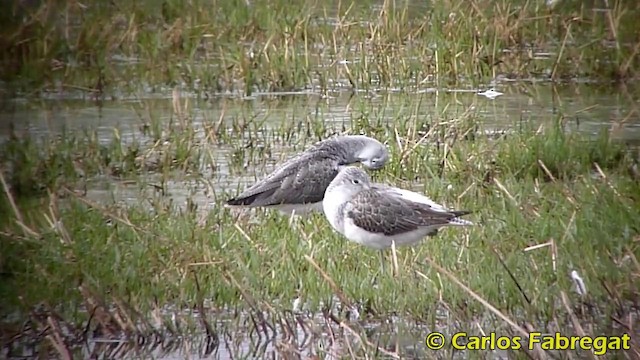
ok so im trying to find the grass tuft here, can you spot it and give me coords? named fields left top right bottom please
left=2, top=0, right=640, bottom=97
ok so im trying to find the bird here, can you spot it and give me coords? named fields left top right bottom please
left=225, top=135, right=390, bottom=216
left=477, top=88, right=503, bottom=100
left=322, top=166, right=473, bottom=272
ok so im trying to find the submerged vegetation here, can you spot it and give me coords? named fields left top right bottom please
left=1, top=0, right=640, bottom=358
left=1, top=0, right=640, bottom=96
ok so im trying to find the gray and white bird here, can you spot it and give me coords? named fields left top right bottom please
left=225, top=135, right=389, bottom=215
left=323, top=166, right=473, bottom=252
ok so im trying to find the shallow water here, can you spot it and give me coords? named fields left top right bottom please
left=1, top=83, right=639, bottom=204
left=1, top=83, right=639, bottom=359
left=4, top=299, right=520, bottom=359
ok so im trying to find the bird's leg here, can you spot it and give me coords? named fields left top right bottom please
left=288, top=209, right=298, bottom=228
left=391, top=240, right=399, bottom=277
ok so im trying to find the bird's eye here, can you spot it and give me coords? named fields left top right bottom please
left=352, top=179, right=360, bottom=184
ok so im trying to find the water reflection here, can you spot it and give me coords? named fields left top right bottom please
left=1, top=83, right=638, bottom=150
left=4, top=303, right=457, bottom=359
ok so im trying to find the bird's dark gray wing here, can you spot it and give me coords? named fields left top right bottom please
left=226, top=153, right=340, bottom=207
left=346, top=189, right=469, bottom=236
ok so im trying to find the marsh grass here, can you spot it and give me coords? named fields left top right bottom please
left=2, top=0, right=640, bottom=97
left=2, top=0, right=640, bottom=354
left=1, top=97, right=639, bottom=357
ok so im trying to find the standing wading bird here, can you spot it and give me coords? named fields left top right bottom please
left=225, top=135, right=389, bottom=216
left=322, top=166, right=473, bottom=274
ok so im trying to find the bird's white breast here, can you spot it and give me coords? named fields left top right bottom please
left=273, top=202, right=323, bottom=216
left=322, top=186, right=352, bottom=234
left=342, top=216, right=439, bottom=250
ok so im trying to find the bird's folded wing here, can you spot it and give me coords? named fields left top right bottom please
left=227, top=154, right=339, bottom=206
left=345, top=189, right=460, bottom=236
